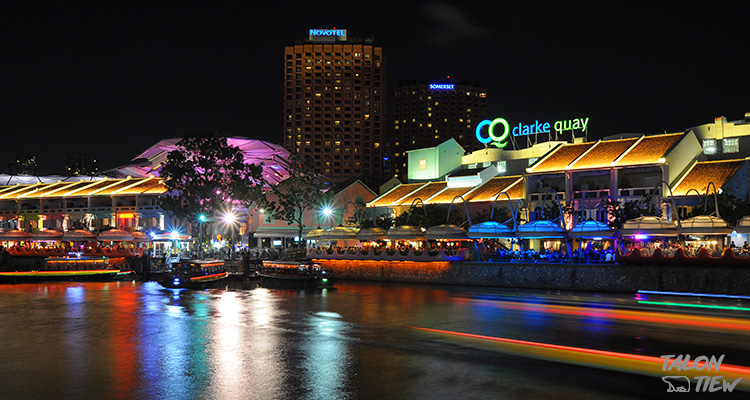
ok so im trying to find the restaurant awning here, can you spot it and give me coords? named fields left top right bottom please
left=31, top=230, right=63, bottom=241
left=568, top=219, right=617, bottom=239
left=619, top=216, right=679, bottom=237
left=678, top=215, right=733, bottom=236
left=386, top=225, right=426, bottom=241
left=98, top=229, right=135, bottom=242
left=734, top=216, right=750, bottom=234
left=357, top=227, right=387, bottom=241
left=0, top=230, right=32, bottom=241
left=516, top=220, right=566, bottom=239
left=131, top=231, right=151, bottom=242
left=320, top=225, right=359, bottom=240
left=63, top=229, right=97, bottom=241
left=304, top=227, right=325, bottom=240
left=467, top=221, right=515, bottom=239
left=425, top=224, right=470, bottom=240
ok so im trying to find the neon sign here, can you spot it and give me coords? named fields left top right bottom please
left=476, top=116, right=589, bottom=148
left=309, top=29, right=347, bottom=40
left=429, top=83, right=454, bottom=90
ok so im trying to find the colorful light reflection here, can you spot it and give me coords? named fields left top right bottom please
left=410, top=326, right=750, bottom=390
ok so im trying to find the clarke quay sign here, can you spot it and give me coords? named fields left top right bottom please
left=476, top=116, right=590, bottom=148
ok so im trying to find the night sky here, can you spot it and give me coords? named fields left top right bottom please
left=3, top=2, right=748, bottom=174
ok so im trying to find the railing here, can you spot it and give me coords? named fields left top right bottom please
left=308, top=247, right=466, bottom=262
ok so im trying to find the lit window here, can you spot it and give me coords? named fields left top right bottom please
left=419, top=159, right=427, bottom=170
left=528, top=157, right=538, bottom=166
left=496, top=160, right=507, bottom=173
left=703, top=139, right=717, bottom=155
left=723, top=138, right=739, bottom=153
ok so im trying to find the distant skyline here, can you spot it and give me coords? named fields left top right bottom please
left=3, top=2, right=748, bottom=174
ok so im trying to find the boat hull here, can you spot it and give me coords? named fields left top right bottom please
left=0, top=270, right=121, bottom=283
left=161, top=272, right=230, bottom=289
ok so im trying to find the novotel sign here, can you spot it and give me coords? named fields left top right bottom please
left=476, top=116, right=589, bottom=148
left=429, top=83, right=454, bottom=90
left=309, top=29, right=347, bottom=41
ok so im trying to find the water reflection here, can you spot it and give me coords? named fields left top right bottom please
left=1, top=281, right=748, bottom=399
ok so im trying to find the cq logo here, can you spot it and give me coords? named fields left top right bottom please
left=475, top=118, right=510, bottom=148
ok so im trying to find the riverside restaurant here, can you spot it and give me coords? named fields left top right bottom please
left=306, top=129, right=750, bottom=266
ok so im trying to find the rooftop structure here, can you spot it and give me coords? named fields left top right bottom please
left=109, top=137, right=293, bottom=185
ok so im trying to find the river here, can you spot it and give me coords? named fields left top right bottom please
left=0, top=280, right=747, bottom=399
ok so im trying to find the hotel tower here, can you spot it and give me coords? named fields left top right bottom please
left=283, top=29, right=386, bottom=182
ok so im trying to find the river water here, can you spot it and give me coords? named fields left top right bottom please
left=0, top=280, right=747, bottom=399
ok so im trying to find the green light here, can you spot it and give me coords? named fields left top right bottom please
left=638, top=300, right=750, bottom=311
left=199, top=214, right=207, bottom=222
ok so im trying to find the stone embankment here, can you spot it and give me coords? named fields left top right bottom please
left=317, top=259, right=750, bottom=294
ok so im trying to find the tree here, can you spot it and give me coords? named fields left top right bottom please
left=158, top=130, right=266, bottom=220
left=602, top=191, right=663, bottom=230
left=687, top=192, right=750, bottom=225
left=265, top=155, right=329, bottom=243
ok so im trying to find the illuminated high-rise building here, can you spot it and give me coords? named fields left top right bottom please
left=283, top=29, right=386, bottom=182
left=391, top=79, right=487, bottom=179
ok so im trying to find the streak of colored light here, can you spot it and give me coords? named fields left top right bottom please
left=637, top=300, right=750, bottom=312
left=410, top=326, right=750, bottom=390
left=457, top=298, right=750, bottom=332
left=637, top=290, right=750, bottom=300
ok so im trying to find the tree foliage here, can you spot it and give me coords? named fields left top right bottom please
left=265, top=155, right=329, bottom=241
left=686, top=191, right=750, bottom=225
left=602, top=192, right=663, bottom=229
left=158, top=130, right=265, bottom=220
left=394, top=204, right=461, bottom=227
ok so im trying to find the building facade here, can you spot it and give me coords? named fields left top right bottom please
left=283, top=29, right=386, bottom=182
left=391, top=80, right=487, bottom=179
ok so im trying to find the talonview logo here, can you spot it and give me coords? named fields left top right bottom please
left=661, top=354, right=743, bottom=393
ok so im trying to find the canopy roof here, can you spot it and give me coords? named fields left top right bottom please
left=516, top=220, right=566, bottom=239
left=0, top=230, right=32, bottom=240
left=467, top=221, right=515, bottom=239
left=735, top=216, right=750, bottom=234
left=31, top=230, right=63, bottom=241
left=357, top=227, right=387, bottom=241
left=111, top=137, right=293, bottom=186
left=620, top=216, right=679, bottom=237
left=98, top=229, right=135, bottom=241
left=387, top=225, right=426, bottom=241
left=425, top=224, right=470, bottom=240
left=678, top=215, right=733, bottom=236
left=568, top=219, right=616, bottom=239
left=63, top=229, right=97, bottom=241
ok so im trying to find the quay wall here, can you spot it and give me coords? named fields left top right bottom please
left=315, top=259, right=750, bottom=294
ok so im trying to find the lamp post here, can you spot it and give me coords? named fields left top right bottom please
left=198, top=214, right=206, bottom=259
left=223, top=210, right=237, bottom=260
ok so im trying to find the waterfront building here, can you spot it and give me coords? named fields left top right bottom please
left=283, top=28, right=386, bottom=183
left=690, top=113, right=750, bottom=160
left=368, top=113, right=750, bottom=251
left=391, top=79, right=487, bottom=179
left=250, top=179, right=377, bottom=248
left=0, top=176, right=168, bottom=234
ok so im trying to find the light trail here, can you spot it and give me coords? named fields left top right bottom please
left=455, top=298, right=750, bottom=332
left=411, top=326, right=750, bottom=391
left=636, top=300, right=750, bottom=312
left=637, top=290, right=750, bottom=300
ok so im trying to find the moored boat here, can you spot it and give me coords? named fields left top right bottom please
left=161, top=259, right=229, bottom=289
left=259, top=260, right=337, bottom=289
left=0, top=253, right=121, bottom=283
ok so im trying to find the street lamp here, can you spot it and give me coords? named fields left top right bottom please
left=198, top=214, right=207, bottom=259
left=223, top=210, right=237, bottom=260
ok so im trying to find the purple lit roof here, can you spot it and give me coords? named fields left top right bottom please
left=110, top=137, right=293, bottom=185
